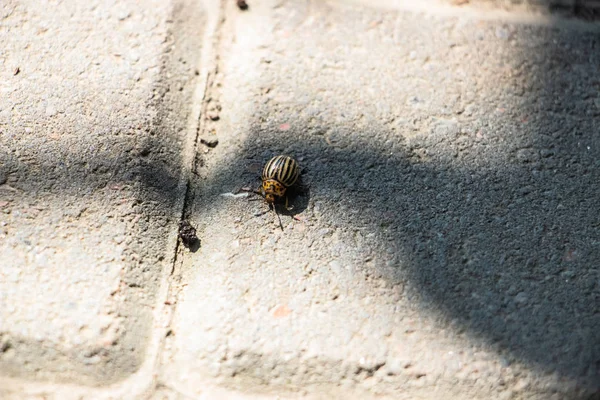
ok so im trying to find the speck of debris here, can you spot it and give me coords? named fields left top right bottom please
left=179, top=220, right=199, bottom=249
left=236, top=0, right=248, bottom=10
left=13, top=67, right=20, bottom=76
left=200, top=138, right=218, bottom=148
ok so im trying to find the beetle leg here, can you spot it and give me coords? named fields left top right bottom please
left=272, top=204, right=284, bottom=231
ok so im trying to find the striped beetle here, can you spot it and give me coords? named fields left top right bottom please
left=260, top=155, right=300, bottom=208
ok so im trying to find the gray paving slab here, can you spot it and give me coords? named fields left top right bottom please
left=162, top=0, right=600, bottom=399
left=0, top=0, right=206, bottom=396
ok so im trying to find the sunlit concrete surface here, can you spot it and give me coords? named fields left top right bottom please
left=0, top=0, right=205, bottom=397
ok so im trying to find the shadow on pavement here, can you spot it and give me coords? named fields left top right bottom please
left=227, top=121, right=599, bottom=392
left=184, top=13, right=600, bottom=393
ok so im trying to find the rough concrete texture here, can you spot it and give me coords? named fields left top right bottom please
left=1, top=0, right=600, bottom=399
left=162, top=1, right=600, bottom=399
left=0, top=0, right=204, bottom=396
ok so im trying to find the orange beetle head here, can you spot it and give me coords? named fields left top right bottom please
left=262, top=179, right=286, bottom=203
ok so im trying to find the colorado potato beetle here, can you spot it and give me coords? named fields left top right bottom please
left=260, top=155, right=300, bottom=206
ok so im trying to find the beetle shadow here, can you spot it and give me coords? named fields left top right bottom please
left=277, top=175, right=311, bottom=217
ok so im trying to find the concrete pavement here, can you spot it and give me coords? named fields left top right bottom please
left=1, top=0, right=599, bottom=399
left=0, top=0, right=205, bottom=397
